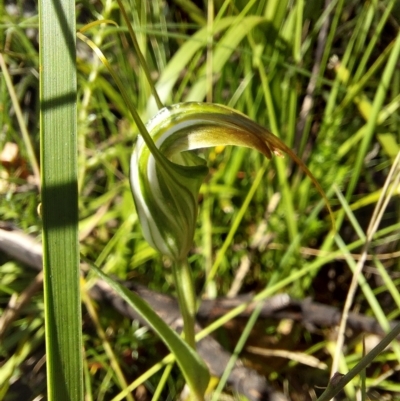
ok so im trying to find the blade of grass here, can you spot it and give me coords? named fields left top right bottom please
left=185, top=16, right=267, bottom=102
left=0, top=53, right=40, bottom=187
left=316, top=322, right=400, bottom=401
left=345, top=31, right=400, bottom=200
left=115, top=0, right=163, bottom=110
left=151, top=362, right=174, bottom=401
left=211, top=301, right=264, bottom=401
left=330, top=152, right=400, bottom=380
left=361, top=337, right=366, bottom=401
left=335, top=234, right=400, bottom=359
left=81, top=286, right=134, bottom=401
left=111, top=354, right=176, bottom=401
left=206, top=0, right=214, bottom=103
left=256, top=59, right=298, bottom=240
left=170, top=0, right=206, bottom=26
left=353, top=0, right=397, bottom=82
left=77, top=0, right=114, bottom=193
left=206, top=160, right=268, bottom=284
left=39, top=0, right=83, bottom=399
left=147, top=16, right=254, bottom=114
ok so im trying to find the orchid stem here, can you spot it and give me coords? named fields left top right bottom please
left=172, top=259, right=197, bottom=349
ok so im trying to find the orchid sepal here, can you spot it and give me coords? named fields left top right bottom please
left=130, top=102, right=333, bottom=261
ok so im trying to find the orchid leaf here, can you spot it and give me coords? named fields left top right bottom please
left=89, top=262, right=210, bottom=400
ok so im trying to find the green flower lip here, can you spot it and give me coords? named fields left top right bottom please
left=131, top=102, right=334, bottom=260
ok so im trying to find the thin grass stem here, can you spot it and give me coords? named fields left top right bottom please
left=115, top=0, right=163, bottom=110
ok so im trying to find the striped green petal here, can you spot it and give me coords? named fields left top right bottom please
left=130, top=102, right=331, bottom=261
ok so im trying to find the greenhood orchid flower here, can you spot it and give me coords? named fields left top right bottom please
left=130, top=102, right=332, bottom=262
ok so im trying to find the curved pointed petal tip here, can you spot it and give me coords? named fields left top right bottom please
left=131, top=102, right=334, bottom=260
